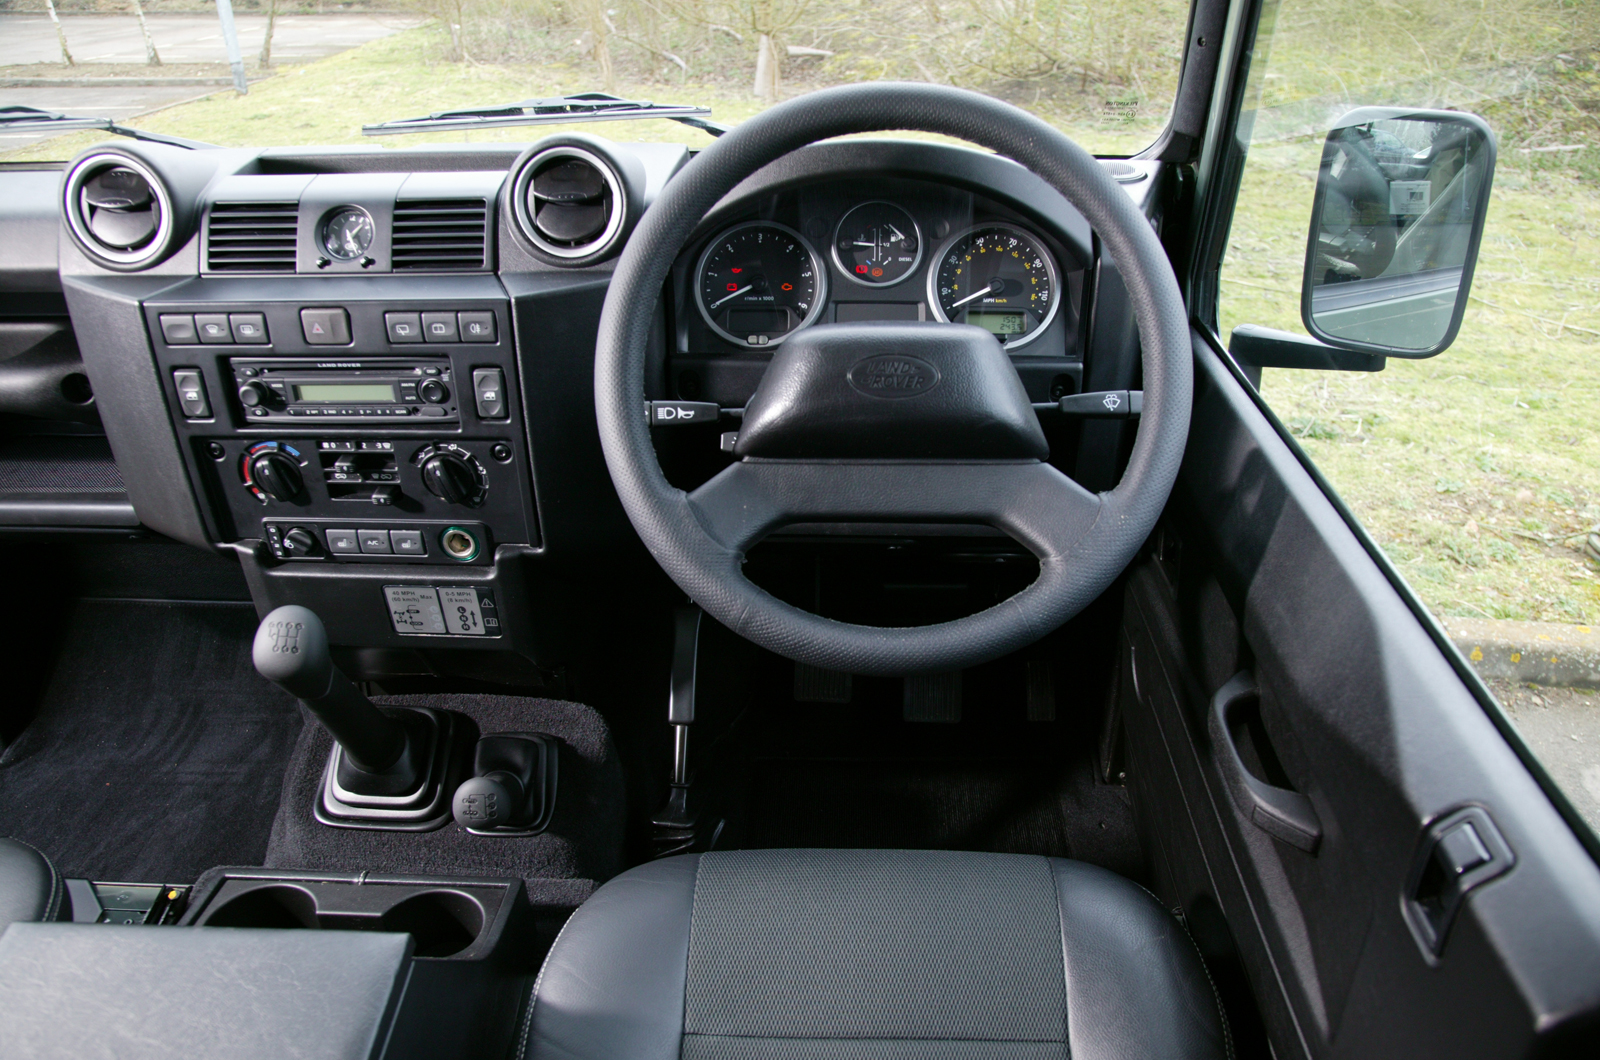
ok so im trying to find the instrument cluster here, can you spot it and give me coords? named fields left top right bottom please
left=684, top=181, right=1080, bottom=355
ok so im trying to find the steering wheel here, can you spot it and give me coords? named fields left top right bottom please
left=596, top=83, right=1191, bottom=676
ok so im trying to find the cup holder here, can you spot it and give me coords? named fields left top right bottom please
left=192, top=877, right=492, bottom=960
left=203, top=884, right=320, bottom=929
left=380, top=891, right=485, bottom=958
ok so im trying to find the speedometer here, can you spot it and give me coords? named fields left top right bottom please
left=695, top=221, right=827, bottom=348
left=929, top=223, right=1061, bottom=349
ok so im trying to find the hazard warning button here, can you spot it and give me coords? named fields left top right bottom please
left=300, top=307, right=352, bottom=346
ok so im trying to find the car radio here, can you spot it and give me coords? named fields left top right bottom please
left=230, top=357, right=458, bottom=423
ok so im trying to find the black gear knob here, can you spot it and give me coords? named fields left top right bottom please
left=253, top=605, right=412, bottom=780
left=453, top=772, right=523, bottom=829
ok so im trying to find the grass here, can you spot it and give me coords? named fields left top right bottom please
left=1221, top=139, right=1600, bottom=625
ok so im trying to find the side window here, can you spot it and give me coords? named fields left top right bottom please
left=1219, top=0, right=1600, bottom=830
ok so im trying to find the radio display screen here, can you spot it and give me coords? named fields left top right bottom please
left=293, top=383, right=396, bottom=403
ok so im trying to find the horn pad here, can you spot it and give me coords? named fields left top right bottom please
left=734, top=321, right=1048, bottom=461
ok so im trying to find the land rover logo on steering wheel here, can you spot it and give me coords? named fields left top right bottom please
left=846, top=355, right=941, bottom=398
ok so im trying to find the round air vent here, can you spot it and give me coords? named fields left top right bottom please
left=63, top=152, right=176, bottom=270
left=512, top=145, right=627, bottom=265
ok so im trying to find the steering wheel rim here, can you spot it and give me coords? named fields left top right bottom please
left=596, top=82, right=1191, bottom=676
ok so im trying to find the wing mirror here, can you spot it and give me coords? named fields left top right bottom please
left=1232, top=108, right=1497, bottom=371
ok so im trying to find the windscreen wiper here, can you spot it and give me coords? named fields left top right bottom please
left=0, top=106, right=213, bottom=149
left=361, top=92, right=728, bottom=137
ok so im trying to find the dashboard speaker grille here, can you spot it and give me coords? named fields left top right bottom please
left=391, top=199, right=489, bottom=271
left=206, top=202, right=299, bottom=272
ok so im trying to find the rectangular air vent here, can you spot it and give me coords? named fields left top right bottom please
left=206, top=201, right=299, bottom=272
left=391, top=199, right=489, bottom=271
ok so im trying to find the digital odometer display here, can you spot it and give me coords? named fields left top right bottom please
left=967, top=311, right=1027, bottom=336
left=696, top=221, right=825, bottom=347
left=929, top=223, right=1060, bottom=348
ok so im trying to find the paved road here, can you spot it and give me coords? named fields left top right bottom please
left=1492, top=679, right=1600, bottom=833
left=0, top=14, right=420, bottom=149
left=0, top=13, right=420, bottom=66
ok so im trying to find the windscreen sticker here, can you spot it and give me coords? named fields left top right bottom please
left=1390, top=180, right=1431, bottom=216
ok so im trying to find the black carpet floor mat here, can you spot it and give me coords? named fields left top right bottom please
left=265, top=694, right=625, bottom=886
left=0, top=600, right=304, bottom=882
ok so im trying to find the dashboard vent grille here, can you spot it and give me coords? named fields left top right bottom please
left=391, top=199, right=489, bottom=271
left=206, top=202, right=299, bottom=272
left=510, top=146, right=626, bottom=265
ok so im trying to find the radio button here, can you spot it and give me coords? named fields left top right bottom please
left=301, top=307, right=351, bottom=345
left=196, top=314, right=232, bottom=344
left=419, top=405, right=448, bottom=417
left=458, top=311, right=496, bottom=342
left=421, top=312, right=458, bottom=343
left=326, top=529, right=360, bottom=554
left=358, top=529, right=393, bottom=554
left=160, top=314, right=198, bottom=345
left=385, top=312, right=423, bottom=344
left=419, top=379, right=449, bottom=404
left=229, top=313, right=269, bottom=344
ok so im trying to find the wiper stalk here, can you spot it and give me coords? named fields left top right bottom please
left=0, top=106, right=212, bottom=149
left=362, top=92, right=727, bottom=137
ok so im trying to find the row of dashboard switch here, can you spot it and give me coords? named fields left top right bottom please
left=162, top=313, right=268, bottom=345
left=385, top=311, right=496, bottom=344
left=326, top=528, right=427, bottom=555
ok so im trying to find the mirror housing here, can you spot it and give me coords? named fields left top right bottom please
left=1301, top=107, right=1496, bottom=358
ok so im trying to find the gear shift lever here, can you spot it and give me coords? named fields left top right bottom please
left=253, top=605, right=422, bottom=797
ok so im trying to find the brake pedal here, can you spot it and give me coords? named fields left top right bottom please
left=794, top=663, right=852, bottom=703
left=904, top=672, right=962, bottom=723
left=1026, top=660, right=1057, bottom=722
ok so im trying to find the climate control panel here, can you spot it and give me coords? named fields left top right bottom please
left=198, top=434, right=534, bottom=560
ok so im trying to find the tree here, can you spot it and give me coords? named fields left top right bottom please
left=44, top=0, right=74, bottom=67
left=260, top=0, right=278, bottom=68
left=131, top=0, right=162, bottom=67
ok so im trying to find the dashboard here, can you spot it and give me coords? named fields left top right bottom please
left=0, top=133, right=1163, bottom=673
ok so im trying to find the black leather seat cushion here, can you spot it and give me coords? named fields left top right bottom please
left=0, top=837, right=62, bottom=934
left=524, top=849, right=1229, bottom=1060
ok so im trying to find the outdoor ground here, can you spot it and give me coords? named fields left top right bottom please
left=1490, top=679, right=1600, bottom=830
left=1222, top=141, right=1600, bottom=626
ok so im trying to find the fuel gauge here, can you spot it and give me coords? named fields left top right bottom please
left=833, top=201, right=922, bottom=287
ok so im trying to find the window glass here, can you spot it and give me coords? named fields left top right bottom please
left=1221, top=0, right=1600, bottom=829
left=1, top=1, right=1189, bottom=162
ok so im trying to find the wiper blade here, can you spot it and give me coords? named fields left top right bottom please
left=0, top=106, right=213, bottom=149
left=361, top=92, right=728, bottom=137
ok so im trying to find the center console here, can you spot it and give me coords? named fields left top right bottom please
left=145, top=275, right=544, bottom=662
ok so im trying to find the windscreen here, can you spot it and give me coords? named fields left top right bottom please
left=2, top=2, right=1188, bottom=162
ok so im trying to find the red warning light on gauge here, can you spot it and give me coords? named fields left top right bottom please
left=727, top=283, right=739, bottom=291
left=781, top=283, right=794, bottom=291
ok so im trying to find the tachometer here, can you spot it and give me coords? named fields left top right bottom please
left=695, top=221, right=826, bottom=348
left=833, top=201, right=922, bottom=287
left=929, top=223, right=1061, bottom=349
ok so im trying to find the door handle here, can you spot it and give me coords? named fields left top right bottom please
left=1208, top=671, right=1323, bottom=853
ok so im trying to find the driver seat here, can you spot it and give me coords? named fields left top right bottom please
left=523, top=849, right=1230, bottom=1060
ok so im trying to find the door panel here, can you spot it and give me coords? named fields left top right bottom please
left=1120, top=328, right=1600, bottom=1057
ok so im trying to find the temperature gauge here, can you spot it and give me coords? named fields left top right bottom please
left=833, top=201, right=922, bottom=287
